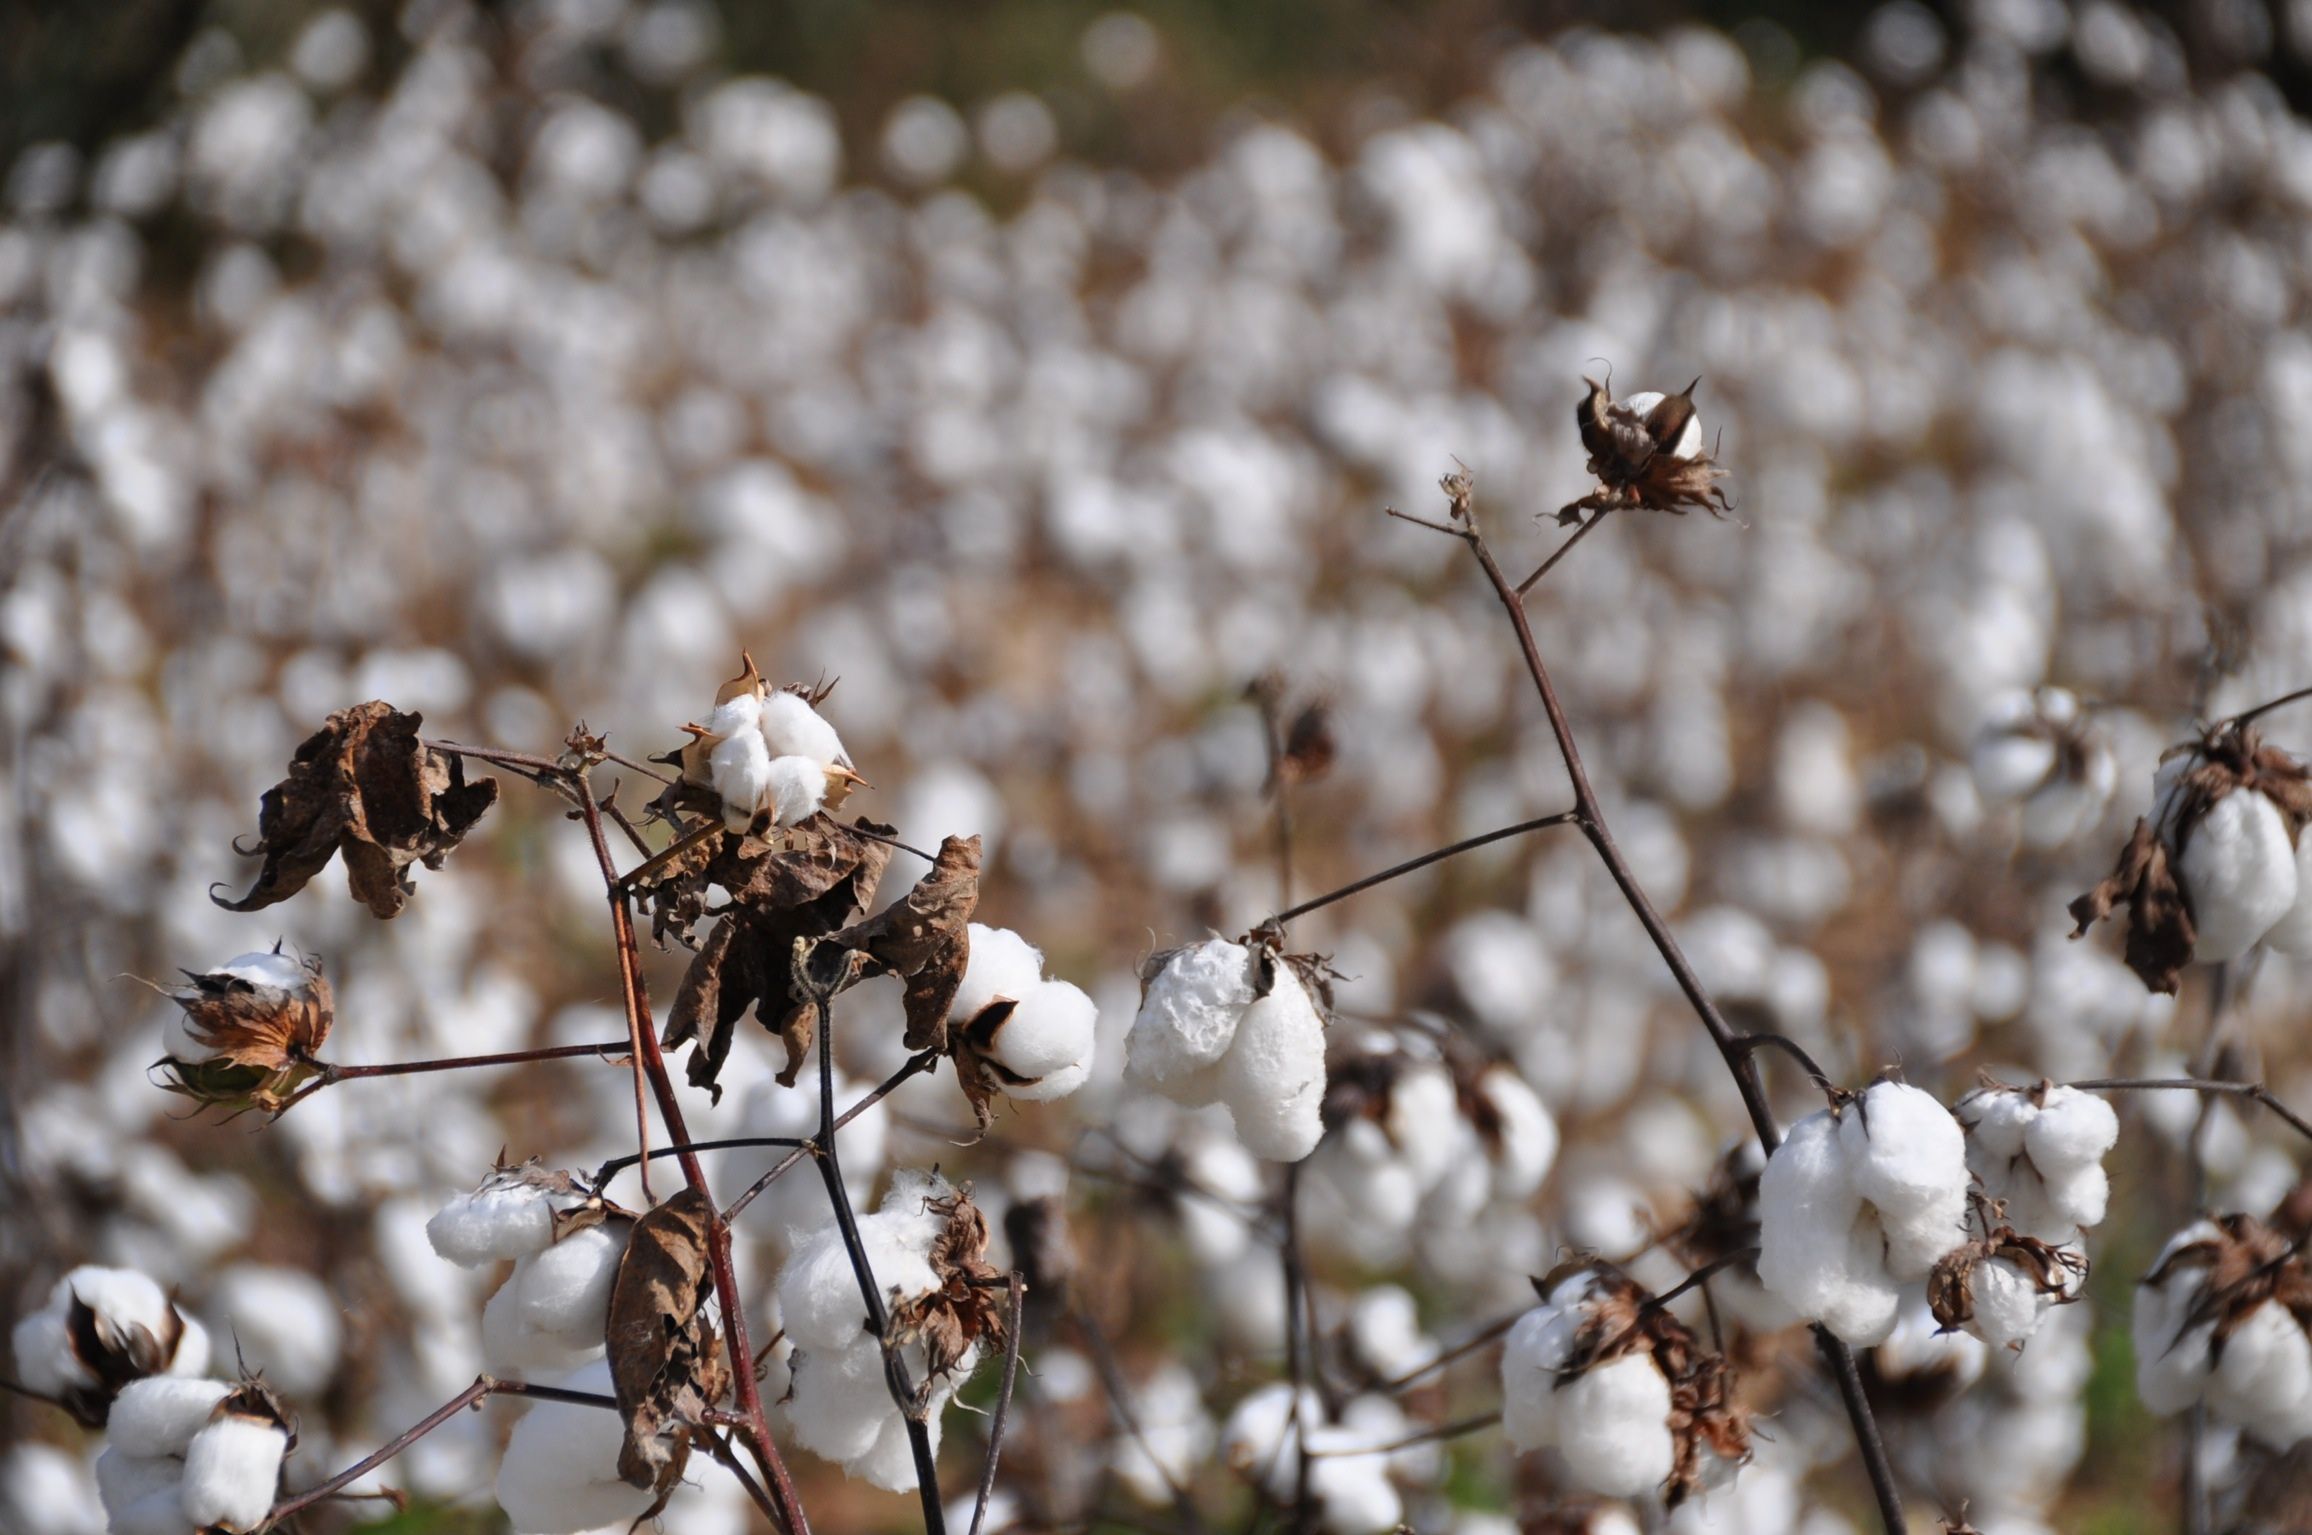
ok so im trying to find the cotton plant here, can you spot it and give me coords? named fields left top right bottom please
left=1966, top=686, right=2116, bottom=849
left=2071, top=715, right=2312, bottom=992
left=1755, top=1080, right=1972, bottom=1347
left=1500, top=1263, right=1749, bottom=1506
left=97, top=1375, right=292, bottom=1535
left=11, top=1267, right=212, bottom=1428
left=1125, top=936, right=1331, bottom=1162
left=2134, top=1214, right=2312, bottom=1451
left=423, top=1163, right=629, bottom=1379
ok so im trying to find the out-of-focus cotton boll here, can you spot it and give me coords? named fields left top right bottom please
left=1348, top=1285, right=1434, bottom=1380
left=107, top=1377, right=234, bottom=1458
left=1110, top=1363, right=1214, bottom=1507
left=1221, top=1384, right=1413, bottom=1535
left=1126, top=939, right=1257, bottom=1101
left=1218, top=963, right=1328, bottom=1161
left=4, top=1442, right=105, bottom=1535
left=208, top=1265, right=343, bottom=1398
left=1876, top=1295, right=1988, bottom=1394
left=496, top=1358, right=657, bottom=1534
left=10, top=1265, right=209, bottom=1420
left=2263, top=831, right=2312, bottom=956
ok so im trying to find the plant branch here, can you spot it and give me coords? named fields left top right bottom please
left=314, top=1040, right=634, bottom=1084
left=2066, top=1078, right=2312, bottom=1145
left=1305, top=1410, right=1501, bottom=1458
left=1515, top=507, right=1613, bottom=594
left=1072, top=1304, right=1207, bottom=1533
left=967, top=1273, right=1028, bottom=1535
left=1269, top=811, right=1580, bottom=927
left=594, top=1135, right=810, bottom=1188
left=722, top=1051, right=940, bottom=1221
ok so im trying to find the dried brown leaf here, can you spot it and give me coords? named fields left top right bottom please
left=215, top=702, right=498, bottom=919
left=889, top=1187, right=1007, bottom=1384
left=824, top=834, right=983, bottom=1055
left=607, top=1189, right=729, bottom=1496
left=2068, top=816, right=2196, bottom=993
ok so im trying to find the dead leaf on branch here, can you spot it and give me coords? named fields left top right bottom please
left=214, top=701, right=498, bottom=919
left=888, top=1186, right=1008, bottom=1386
left=607, top=1188, right=730, bottom=1499
left=2067, top=816, right=2196, bottom=994
left=658, top=817, right=893, bottom=1096
left=823, top=834, right=983, bottom=1057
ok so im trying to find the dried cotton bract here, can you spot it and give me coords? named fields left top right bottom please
left=2133, top=1215, right=2312, bottom=1450
left=1126, top=939, right=1329, bottom=1162
left=1559, top=375, right=1733, bottom=523
left=10, top=1266, right=212, bottom=1427
left=157, top=947, right=332, bottom=1114
left=1756, top=1081, right=1971, bottom=1346
left=2070, top=720, right=2312, bottom=992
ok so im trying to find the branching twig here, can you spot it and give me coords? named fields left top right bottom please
left=1515, top=507, right=1613, bottom=594
left=722, top=1050, right=940, bottom=1221
left=1304, top=1409, right=1501, bottom=1458
left=967, top=1273, right=1028, bottom=1535
left=1269, top=811, right=1579, bottom=927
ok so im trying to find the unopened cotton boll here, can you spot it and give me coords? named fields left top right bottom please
left=950, top=924, right=1046, bottom=1026
left=1218, top=964, right=1328, bottom=1162
left=107, top=1377, right=233, bottom=1458
left=1126, top=939, right=1258, bottom=1101
left=496, top=1359, right=657, bottom=1534
left=989, top=980, right=1099, bottom=1100
left=180, top=1408, right=288, bottom=1532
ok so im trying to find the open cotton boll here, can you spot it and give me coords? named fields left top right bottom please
left=983, top=979, right=1097, bottom=1092
left=760, top=689, right=850, bottom=767
left=1836, top=1082, right=1969, bottom=1275
left=424, top=1173, right=578, bottom=1267
left=111, top=1489, right=195, bottom=1535
left=786, top=1343, right=902, bottom=1466
left=2134, top=1223, right=2220, bottom=1415
left=950, top=924, right=1047, bottom=1026
left=764, top=755, right=833, bottom=825
left=703, top=691, right=763, bottom=739
left=2209, top=1303, right=2312, bottom=1447
left=210, top=1265, right=343, bottom=1399
left=1876, top=1296, right=1987, bottom=1392
left=1968, top=1258, right=2056, bottom=1348
left=1473, top=1067, right=1558, bottom=1200
left=1349, top=1286, right=1434, bottom=1380
left=1218, top=965, right=1327, bottom=1162
left=1958, top=1087, right=2035, bottom=1161
left=108, top=1378, right=233, bottom=1458
left=10, top=1308, right=87, bottom=1398
left=2174, top=786, right=2298, bottom=962
left=1126, top=939, right=1258, bottom=1099
left=1111, top=1363, right=1213, bottom=1506
left=97, top=1447, right=184, bottom=1521
left=1971, top=728, right=2057, bottom=801
left=215, top=949, right=310, bottom=991
left=2262, top=835, right=2312, bottom=955
left=180, top=1410, right=287, bottom=1532
left=1500, top=1297, right=1582, bottom=1451
left=709, top=727, right=775, bottom=830
left=1554, top=1353, right=1676, bottom=1499
left=482, top=1280, right=602, bottom=1378
left=1758, top=1110, right=1902, bottom=1344
left=511, top=1220, right=628, bottom=1339
left=1222, top=1382, right=1326, bottom=1494
left=2023, top=1088, right=2119, bottom=1174
left=496, top=1359, right=657, bottom=1534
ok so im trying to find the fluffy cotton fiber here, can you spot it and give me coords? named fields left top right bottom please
left=1756, top=1110, right=1904, bottom=1347
left=1499, top=1273, right=1675, bottom=1500
left=496, top=1357, right=657, bottom=1534
left=1217, top=964, right=1328, bottom=1162
left=1125, top=939, right=1259, bottom=1103
left=424, top=1170, right=585, bottom=1267
left=181, top=1410, right=288, bottom=1531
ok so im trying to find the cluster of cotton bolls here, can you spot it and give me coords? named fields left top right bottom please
left=425, top=1166, right=628, bottom=1381
left=1954, top=1082, right=2119, bottom=1243
left=1125, top=938, right=1330, bottom=1161
left=2133, top=1216, right=2312, bottom=1453
left=1220, top=1383, right=1435, bottom=1535
left=98, top=1377, right=292, bottom=1535
left=12, top=0, right=2312, bottom=1528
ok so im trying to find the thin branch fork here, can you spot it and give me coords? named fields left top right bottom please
left=2068, top=1077, right=2312, bottom=1145
left=722, top=1050, right=941, bottom=1221
left=1398, top=476, right=1908, bottom=1535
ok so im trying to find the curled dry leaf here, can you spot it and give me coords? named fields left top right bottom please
left=214, top=701, right=498, bottom=919
left=607, top=1188, right=729, bottom=1499
left=888, top=1187, right=1008, bottom=1388
left=822, top=832, right=983, bottom=1054
left=2068, top=817, right=2196, bottom=993
left=1925, top=1230, right=2087, bottom=1337
left=656, top=818, right=895, bottom=1096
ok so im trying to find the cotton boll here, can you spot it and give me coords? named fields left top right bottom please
left=703, top=692, right=762, bottom=739
left=1500, top=1302, right=1579, bottom=1451
left=111, top=1488, right=196, bottom=1535
left=482, top=1279, right=602, bottom=1378
left=1348, top=1286, right=1433, bottom=1380
left=1218, top=965, right=1327, bottom=1162
left=1758, top=1110, right=1902, bottom=1344
left=708, top=727, right=774, bottom=830
left=1876, top=1296, right=1987, bottom=1392
left=759, top=690, right=851, bottom=767
left=2135, top=1225, right=2220, bottom=1415
left=210, top=1264, right=343, bottom=1398
left=2264, top=836, right=2312, bottom=956
left=10, top=1308, right=89, bottom=1398
left=2043, top=1162, right=2110, bottom=1232
left=1222, top=1382, right=1324, bottom=1493
left=785, top=1343, right=902, bottom=1466
left=2024, top=1087, right=2119, bottom=1172
left=1968, top=1258, right=2054, bottom=1347
left=425, top=1174, right=576, bottom=1266
left=951, top=924, right=1046, bottom=1026
left=1971, top=731, right=2057, bottom=801
left=513, top=1220, right=628, bottom=1339
left=1110, top=1363, right=1213, bottom=1505
left=2175, top=787, right=2298, bottom=962
left=96, top=1448, right=183, bottom=1521
left=1382, top=1062, right=1462, bottom=1190
left=180, top=1411, right=287, bottom=1532
left=1474, top=1066, right=1558, bottom=1199
left=108, top=1377, right=233, bottom=1458
left=2210, top=1303, right=2312, bottom=1447
left=1958, top=1088, right=2034, bottom=1161
left=1837, top=1082, right=1969, bottom=1275
left=984, top=979, right=1097, bottom=1090
left=763, top=755, right=831, bottom=826
left=1127, top=939, right=1257, bottom=1097
left=1555, top=1353, right=1676, bottom=1499
left=497, top=1360, right=657, bottom=1534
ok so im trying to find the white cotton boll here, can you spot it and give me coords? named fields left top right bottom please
left=108, top=1378, right=233, bottom=1458
left=1758, top=1111, right=1903, bottom=1346
left=1111, top=1362, right=1212, bottom=1505
left=984, top=979, right=1097, bottom=1087
left=2021, top=752, right=2115, bottom=849
left=1349, top=1286, right=1432, bottom=1379
left=709, top=728, right=775, bottom=830
left=168, top=1318, right=210, bottom=1380
left=2211, top=1303, right=2312, bottom=1447
left=1475, top=1067, right=1558, bottom=1200
left=704, top=691, right=762, bottom=738
left=10, top=1308, right=88, bottom=1397
left=1222, top=1382, right=1324, bottom=1494
left=1555, top=1353, right=1676, bottom=1499
left=1957, top=1088, right=2033, bottom=1160
left=1219, top=965, right=1328, bottom=1162
left=2043, top=1162, right=2110, bottom=1232
left=1968, top=1258, right=2053, bottom=1347
left=482, top=1280, right=602, bottom=1378
left=1383, top=1063, right=1462, bottom=1190
left=950, top=924, right=1046, bottom=1026
left=111, top=1488, right=196, bottom=1535
left=180, top=1412, right=287, bottom=1532
left=763, top=755, right=830, bottom=827
left=785, top=1344, right=901, bottom=1466
left=1971, top=731, right=2057, bottom=801
left=96, top=1448, right=183, bottom=1521
left=497, top=1360, right=657, bottom=1534
left=1127, top=939, right=1257, bottom=1099
left=760, top=690, right=851, bottom=767
left=425, top=1175, right=574, bottom=1267
left=214, top=949, right=309, bottom=991
left=59, top=1268, right=178, bottom=1350
left=1499, top=1302, right=1579, bottom=1451
left=513, top=1221, right=627, bottom=1339
left=1876, top=1296, right=1987, bottom=1390
left=1837, top=1082, right=1969, bottom=1275
left=2135, top=1225, right=2219, bottom=1415
left=2261, top=833, right=2312, bottom=956
left=2024, top=1087, right=2119, bottom=1173
left=210, top=1265, right=343, bottom=1398
left=2175, top=787, right=2299, bottom=962
left=1015, top=1057, right=1092, bottom=1101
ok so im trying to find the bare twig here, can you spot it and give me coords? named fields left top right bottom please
left=1374, top=1312, right=1521, bottom=1394
left=1073, top=1305, right=1208, bottom=1533
left=594, top=1135, right=809, bottom=1188
left=2066, top=1079, right=2312, bottom=1146
left=1269, top=811, right=1579, bottom=927
left=1515, top=507, right=1613, bottom=594
left=723, top=1051, right=940, bottom=1221
left=967, top=1273, right=1029, bottom=1535
left=1304, top=1409, right=1501, bottom=1458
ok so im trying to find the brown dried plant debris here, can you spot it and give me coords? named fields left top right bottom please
left=656, top=817, right=895, bottom=1097
left=606, top=1188, right=731, bottom=1501
left=1559, top=375, right=1733, bottom=523
left=53, top=1288, right=201, bottom=1427
left=1536, top=1264, right=1750, bottom=1508
left=824, top=834, right=983, bottom=1056
left=888, top=1187, right=1009, bottom=1389
left=2068, top=721, right=2312, bottom=992
left=2145, top=1213, right=2312, bottom=1348
left=214, top=701, right=498, bottom=919
left=162, top=952, right=333, bottom=1075
left=1926, top=1231, right=2087, bottom=1339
